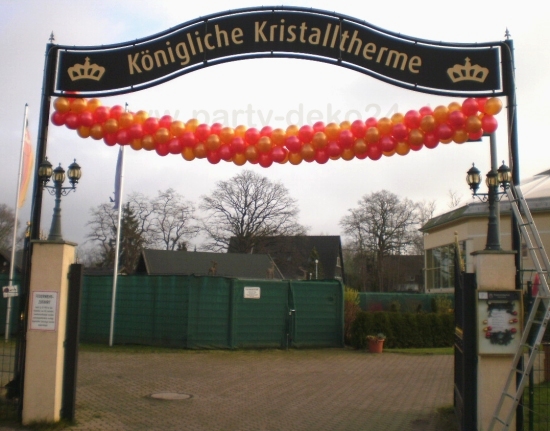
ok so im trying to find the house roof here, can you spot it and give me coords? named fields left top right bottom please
left=229, top=235, right=344, bottom=280
left=421, top=169, right=550, bottom=232
left=136, top=249, right=284, bottom=279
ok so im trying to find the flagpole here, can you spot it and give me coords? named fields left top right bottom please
left=5, top=104, right=29, bottom=342
left=109, top=134, right=126, bottom=347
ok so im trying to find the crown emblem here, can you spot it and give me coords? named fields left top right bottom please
left=67, top=57, right=105, bottom=82
left=447, top=58, right=489, bottom=84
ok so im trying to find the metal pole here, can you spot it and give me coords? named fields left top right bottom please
left=47, top=182, right=63, bottom=241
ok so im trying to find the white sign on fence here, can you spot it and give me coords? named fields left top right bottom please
left=30, top=291, right=58, bottom=331
left=244, top=287, right=261, bottom=299
left=2, top=285, right=18, bottom=298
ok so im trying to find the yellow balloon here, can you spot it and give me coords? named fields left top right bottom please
left=340, top=120, right=351, bottom=131
left=420, top=115, right=436, bottom=133
left=53, top=97, right=70, bottom=113
left=382, top=149, right=396, bottom=157
left=325, top=123, right=340, bottom=141
left=391, top=113, right=404, bottom=124
left=341, top=148, right=355, bottom=161
left=447, top=101, right=461, bottom=112
left=119, top=112, right=134, bottom=129
left=103, top=118, right=118, bottom=134
left=301, top=144, right=316, bottom=162
left=130, top=139, right=143, bottom=151
left=395, top=142, right=410, bottom=156
left=182, top=147, right=195, bottom=161
left=288, top=152, right=303, bottom=165
left=286, top=124, right=299, bottom=137
left=134, top=110, right=149, bottom=124
left=257, top=136, right=272, bottom=153
left=194, top=143, right=207, bottom=158
left=353, top=138, right=367, bottom=155
left=233, top=153, right=247, bottom=166
left=440, top=138, right=452, bottom=144
left=365, top=127, right=379, bottom=144
left=312, top=132, right=327, bottom=149
left=170, top=121, right=186, bottom=137
left=377, top=118, right=392, bottom=135
left=70, top=98, right=87, bottom=114
left=484, top=97, right=503, bottom=115
left=452, top=129, right=469, bottom=144
left=220, top=127, right=235, bottom=144
left=87, top=98, right=102, bottom=113
left=142, top=135, right=155, bottom=151
left=77, top=126, right=90, bottom=139
left=185, top=118, right=199, bottom=133
left=433, top=105, right=449, bottom=124
left=408, top=129, right=424, bottom=146
left=234, top=125, right=247, bottom=138
left=271, top=128, right=286, bottom=146
left=155, top=127, right=170, bottom=144
left=90, top=124, right=103, bottom=140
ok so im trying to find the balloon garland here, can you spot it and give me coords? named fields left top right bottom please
left=50, top=96, right=502, bottom=167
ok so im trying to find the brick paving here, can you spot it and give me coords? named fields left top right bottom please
left=0, top=348, right=454, bottom=430
left=64, top=348, right=453, bottom=431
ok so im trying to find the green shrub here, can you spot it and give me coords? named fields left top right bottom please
left=344, top=287, right=361, bottom=345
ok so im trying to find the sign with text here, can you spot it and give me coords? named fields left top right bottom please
left=244, top=287, right=261, bottom=299
left=30, top=291, right=59, bottom=331
left=2, top=284, right=18, bottom=298
left=54, top=7, right=504, bottom=97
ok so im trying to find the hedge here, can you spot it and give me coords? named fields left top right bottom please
left=350, top=311, right=454, bottom=349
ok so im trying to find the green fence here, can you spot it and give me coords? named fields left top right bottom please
left=81, top=275, right=344, bottom=349
left=0, top=275, right=21, bottom=337
left=358, top=292, right=454, bottom=313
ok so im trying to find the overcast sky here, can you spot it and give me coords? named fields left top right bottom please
left=1, top=0, right=548, bottom=253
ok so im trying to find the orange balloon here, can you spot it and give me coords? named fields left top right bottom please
left=155, top=127, right=170, bottom=144
left=257, top=136, right=272, bottom=153
left=245, top=145, right=259, bottom=163
left=408, top=129, right=424, bottom=146
left=395, top=141, right=410, bottom=156
left=341, top=148, right=355, bottom=161
left=325, top=123, right=340, bottom=141
left=271, top=128, right=286, bottom=146
left=142, top=135, right=155, bottom=151
left=377, top=118, right=392, bottom=135
left=90, top=124, right=103, bottom=140
left=234, top=125, right=247, bottom=138
left=103, top=118, right=119, bottom=134
left=288, top=152, right=303, bottom=165
left=70, top=98, right=87, bottom=114
left=185, top=118, right=199, bottom=133
left=312, top=132, right=328, bottom=149
left=194, top=143, right=207, bottom=158
left=286, top=124, right=299, bottom=137
left=365, top=127, right=380, bottom=144
left=353, top=138, right=367, bottom=155
left=170, top=121, right=186, bottom=137
left=53, top=97, right=71, bottom=113
left=340, top=120, right=351, bottom=131
left=383, top=149, right=396, bottom=157
left=301, top=144, right=316, bottom=162
left=447, top=101, right=461, bottom=112
left=433, top=106, right=449, bottom=124
left=119, top=112, right=134, bottom=129
left=232, top=153, right=246, bottom=166
left=329, top=155, right=341, bottom=161
left=134, top=110, right=149, bottom=124
left=77, top=126, right=90, bottom=139
left=206, top=134, right=221, bottom=151
left=182, top=147, right=195, bottom=161
left=130, top=138, right=143, bottom=151
left=465, top=116, right=482, bottom=133
left=87, top=98, right=102, bottom=113
left=220, top=127, right=235, bottom=144
left=391, top=113, right=404, bottom=124
left=484, top=98, right=503, bottom=115
left=420, top=115, right=436, bottom=133
left=453, top=129, right=469, bottom=144
left=440, top=138, right=453, bottom=144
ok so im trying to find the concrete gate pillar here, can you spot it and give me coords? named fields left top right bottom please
left=22, top=240, right=76, bottom=425
left=472, top=249, right=517, bottom=431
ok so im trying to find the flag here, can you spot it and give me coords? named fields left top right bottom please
left=112, top=146, right=124, bottom=209
left=17, top=116, right=33, bottom=208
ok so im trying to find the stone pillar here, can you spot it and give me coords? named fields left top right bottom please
left=472, top=249, right=517, bottom=431
left=22, top=240, right=76, bottom=425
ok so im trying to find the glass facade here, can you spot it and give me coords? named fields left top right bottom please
left=425, top=242, right=465, bottom=290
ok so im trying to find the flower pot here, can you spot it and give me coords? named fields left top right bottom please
left=368, top=339, right=384, bottom=353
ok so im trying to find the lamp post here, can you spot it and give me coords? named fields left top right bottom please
left=38, top=158, right=82, bottom=241
left=466, top=161, right=512, bottom=250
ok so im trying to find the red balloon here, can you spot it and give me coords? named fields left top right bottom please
left=476, top=98, right=488, bottom=113
left=468, top=130, right=484, bottom=141
left=315, top=149, right=329, bottom=164
left=109, top=105, right=124, bottom=120
left=128, top=123, right=143, bottom=140
left=326, top=141, right=342, bottom=157
left=367, top=143, right=382, bottom=160
left=155, top=143, right=169, bottom=156
left=218, top=144, right=234, bottom=161
left=313, top=121, right=325, bottom=133
left=379, top=136, right=397, bottom=152
left=448, top=110, right=466, bottom=129
left=167, top=138, right=183, bottom=154
left=159, top=115, right=173, bottom=130
left=356, top=149, right=368, bottom=160
left=211, top=123, right=223, bottom=135
left=245, top=128, right=260, bottom=145
left=409, top=141, right=423, bottom=151
left=435, top=123, right=454, bottom=141
left=65, top=113, right=80, bottom=130
left=391, top=123, right=408, bottom=141
left=79, top=111, right=94, bottom=128
left=481, top=115, right=498, bottom=133
left=231, top=136, right=246, bottom=153
left=116, top=129, right=131, bottom=145
left=365, top=117, right=378, bottom=128
left=207, top=150, right=221, bottom=164
left=94, top=106, right=110, bottom=123
left=271, top=146, right=287, bottom=163
left=143, top=117, right=159, bottom=135
left=103, top=133, right=117, bottom=146
left=419, top=106, right=433, bottom=117
left=404, top=110, right=421, bottom=129
left=285, top=135, right=301, bottom=153
left=181, top=131, right=196, bottom=148
left=462, top=98, right=479, bottom=116
left=338, top=129, right=355, bottom=149
left=51, top=111, right=66, bottom=126
left=258, top=153, right=273, bottom=168
left=260, top=126, right=273, bottom=137
left=298, top=125, right=314, bottom=143
left=424, top=133, right=439, bottom=149
left=350, top=119, right=367, bottom=138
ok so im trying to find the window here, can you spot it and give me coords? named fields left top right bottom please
left=425, top=242, right=463, bottom=290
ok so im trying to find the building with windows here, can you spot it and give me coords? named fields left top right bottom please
left=420, top=169, right=550, bottom=292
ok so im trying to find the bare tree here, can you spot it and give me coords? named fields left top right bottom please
left=85, top=203, right=118, bottom=258
left=411, top=199, right=437, bottom=254
left=340, top=190, right=419, bottom=291
left=448, top=189, right=463, bottom=209
left=0, top=204, right=17, bottom=251
left=199, top=170, right=307, bottom=252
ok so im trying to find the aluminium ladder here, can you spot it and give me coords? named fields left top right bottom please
left=488, top=184, right=550, bottom=431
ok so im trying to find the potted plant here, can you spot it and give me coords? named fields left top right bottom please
left=366, top=333, right=386, bottom=353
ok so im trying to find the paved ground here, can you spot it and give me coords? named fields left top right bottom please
left=2, top=347, right=454, bottom=430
